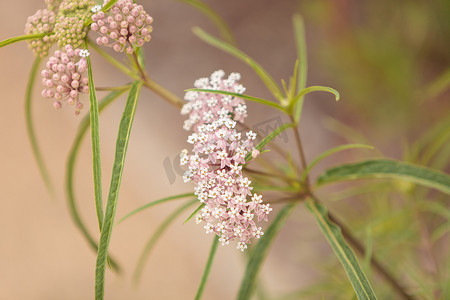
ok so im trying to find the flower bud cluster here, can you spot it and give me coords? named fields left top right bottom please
left=181, top=70, right=271, bottom=251
left=45, top=0, right=63, bottom=12
left=52, top=0, right=95, bottom=48
left=41, top=45, right=89, bottom=115
left=91, top=0, right=153, bottom=54
left=24, top=9, right=56, bottom=57
left=53, top=16, right=87, bottom=49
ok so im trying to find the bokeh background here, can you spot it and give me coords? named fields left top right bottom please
left=0, top=0, right=448, bottom=299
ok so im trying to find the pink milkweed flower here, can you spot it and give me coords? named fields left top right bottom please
left=90, top=0, right=153, bottom=54
left=181, top=70, right=269, bottom=251
left=41, top=45, right=89, bottom=115
left=24, top=9, right=56, bottom=57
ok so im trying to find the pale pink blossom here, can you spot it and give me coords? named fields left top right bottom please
left=41, top=45, right=89, bottom=115
left=181, top=70, right=269, bottom=250
left=90, top=0, right=153, bottom=54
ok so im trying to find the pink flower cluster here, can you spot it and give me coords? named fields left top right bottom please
left=181, top=70, right=271, bottom=251
left=24, top=9, right=56, bottom=57
left=41, top=45, right=90, bottom=115
left=90, top=0, right=153, bottom=54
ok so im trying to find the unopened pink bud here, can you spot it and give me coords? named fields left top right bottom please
left=71, top=80, right=80, bottom=89
left=70, top=90, right=78, bottom=98
left=53, top=101, right=62, bottom=109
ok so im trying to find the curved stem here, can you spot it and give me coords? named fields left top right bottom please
left=130, top=51, right=185, bottom=108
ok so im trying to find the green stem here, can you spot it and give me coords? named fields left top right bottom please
left=290, top=111, right=412, bottom=299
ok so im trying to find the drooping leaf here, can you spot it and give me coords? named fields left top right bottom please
left=195, top=235, right=219, bottom=300
left=292, top=85, right=340, bottom=108
left=302, top=144, right=374, bottom=181
left=86, top=55, right=104, bottom=231
left=186, top=88, right=284, bottom=111
left=237, top=203, right=297, bottom=299
left=117, top=192, right=194, bottom=224
left=66, top=89, right=127, bottom=273
left=192, top=27, right=284, bottom=101
left=306, top=198, right=377, bottom=300
left=316, top=159, right=450, bottom=195
left=175, top=0, right=237, bottom=46
left=0, top=33, right=47, bottom=48
left=133, top=199, right=197, bottom=284
left=25, top=56, right=55, bottom=197
left=95, top=81, right=142, bottom=300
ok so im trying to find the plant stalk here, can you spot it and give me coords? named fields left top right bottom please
left=290, top=114, right=413, bottom=300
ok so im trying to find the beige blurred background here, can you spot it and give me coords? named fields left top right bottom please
left=1, top=0, right=448, bottom=299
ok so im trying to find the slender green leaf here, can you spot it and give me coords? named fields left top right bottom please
left=424, top=68, right=450, bottom=100
left=25, top=56, right=55, bottom=197
left=431, top=221, right=450, bottom=242
left=133, top=199, right=197, bottom=284
left=302, top=144, right=374, bottom=181
left=293, top=85, right=340, bottom=105
left=316, top=159, right=450, bottom=195
left=245, top=122, right=295, bottom=161
left=306, top=198, right=377, bottom=300
left=195, top=235, right=219, bottom=300
left=65, top=89, right=126, bottom=273
left=186, top=88, right=284, bottom=111
left=237, top=203, right=297, bottom=299
left=0, top=33, right=48, bottom=48
left=192, top=27, right=283, bottom=100
left=117, top=192, right=194, bottom=224
left=175, top=0, right=237, bottom=46
left=184, top=203, right=205, bottom=223
left=86, top=56, right=104, bottom=231
left=292, top=14, right=307, bottom=123
left=95, top=81, right=142, bottom=300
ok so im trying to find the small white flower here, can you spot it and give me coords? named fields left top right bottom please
left=246, top=130, right=257, bottom=140
left=237, top=242, right=247, bottom=251
left=79, top=49, right=90, bottom=57
left=91, top=4, right=102, bottom=13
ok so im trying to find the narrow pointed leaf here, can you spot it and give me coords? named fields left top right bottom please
left=306, top=198, right=377, bottom=300
left=25, top=57, right=54, bottom=197
left=175, top=0, right=237, bottom=46
left=292, top=14, right=307, bottom=123
left=0, top=33, right=48, bottom=48
left=95, top=81, right=142, bottom=300
left=87, top=56, right=104, bottom=231
left=316, top=159, right=450, bottom=195
left=195, top=235, right=219, bottom=300
left=65, top=89, right=127, bottom=273
left=245, top=122, right=295, bottom=161
left=192, top=27, right=283, bottom=100
left=117, top=192, right=194, bottom=224
left=184, top=203, right=205, bottom=223
left=291, top=85, right=340, bottom=119
left=133, top=199, right=197, bottom=284
left=186, top=88, right=284, bottom=111
left=237, top=203, right=297, bottom=299
left=302, top=144, right=374, bottom=181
